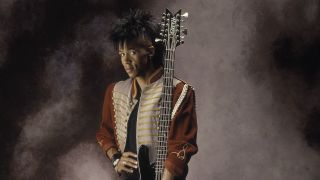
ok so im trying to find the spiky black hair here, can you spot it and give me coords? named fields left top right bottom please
left=110, top=9, right=164, bottom=67
left=110, top=9, right=158, bottom=45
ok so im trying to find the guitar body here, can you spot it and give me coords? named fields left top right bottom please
left=138, top=145, right=186, bottom=180
left=138, top=145, right=155, bottom=180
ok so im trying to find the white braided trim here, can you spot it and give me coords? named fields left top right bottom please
left=171, top=84, right=189, bottom=119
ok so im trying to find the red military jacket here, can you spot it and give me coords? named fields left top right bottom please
left=96, top=68, right=198, bottom=177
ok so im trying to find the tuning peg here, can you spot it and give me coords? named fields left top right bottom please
left=181, top=28, right=188, bottom=35
left=182, top=12, right=189, bottom=18
left=155, top=38, right=163, bottom=42
left=162, top=13, right=167, bottom=19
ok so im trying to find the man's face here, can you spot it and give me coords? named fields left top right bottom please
left=118, top=40, right=152, bottom=78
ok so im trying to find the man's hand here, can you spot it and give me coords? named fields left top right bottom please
left=115, top=152, right=138, bottom=174
left=162, top=168, right=174, bottom=180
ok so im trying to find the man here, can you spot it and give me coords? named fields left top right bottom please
left=96, top=10, right=198, bottom=180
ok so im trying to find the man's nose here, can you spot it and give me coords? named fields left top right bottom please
left=122, top=54, right=131, bottom=63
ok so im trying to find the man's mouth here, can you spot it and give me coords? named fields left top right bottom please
left=125, top=67, right=134, bottom=73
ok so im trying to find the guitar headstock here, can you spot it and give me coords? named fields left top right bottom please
left=156, top=9, right=188, bottom=49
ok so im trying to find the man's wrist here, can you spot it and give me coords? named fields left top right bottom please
left=113, top=158, right=120, bottom=167
left=106, top=147, right=119, bottom=159
left=111, top=152, right=122, bottom=167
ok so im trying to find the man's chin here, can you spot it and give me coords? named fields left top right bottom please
left=127, top=73, right=137, bottom=78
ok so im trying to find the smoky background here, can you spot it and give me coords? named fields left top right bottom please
left=1, top=0, right=320, bottom=180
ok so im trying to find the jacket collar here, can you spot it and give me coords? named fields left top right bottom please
left=131, top=67, right=163, bottom=99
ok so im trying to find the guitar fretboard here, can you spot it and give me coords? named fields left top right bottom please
left=155, top=49, right=175, bottom=180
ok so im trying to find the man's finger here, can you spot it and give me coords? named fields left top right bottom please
left=123, top=152, right=138, bottom=158
left=122, top=157, right=138, bottom=165
left=121, top=166, right=134, bottom=173
left=122, top=158, right=138, bottom=169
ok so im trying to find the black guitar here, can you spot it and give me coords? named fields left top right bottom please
left=137, top=9, right=189, bottom=180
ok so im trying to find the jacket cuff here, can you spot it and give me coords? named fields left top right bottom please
left=164, top=153, right=187, bottom=177
left=98, top=139, right=117, bottom=155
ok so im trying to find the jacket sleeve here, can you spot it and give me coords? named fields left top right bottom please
left=96, top=83, right=117, bottom=155
left=164, top=87, right=198, bottom=177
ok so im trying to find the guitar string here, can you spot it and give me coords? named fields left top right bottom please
left=157, top=33, right=169, bottom=180
left=157, top=32, right=176, bottom=180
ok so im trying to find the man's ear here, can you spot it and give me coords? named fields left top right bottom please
left=147, top=45, right=155, bottom=57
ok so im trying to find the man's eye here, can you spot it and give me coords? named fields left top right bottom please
left=129, top=50, right=136, bottom=55
left=119, top=53, right=125, bottom=57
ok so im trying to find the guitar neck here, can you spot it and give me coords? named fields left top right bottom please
left=155, top=49, right=175, bottom=179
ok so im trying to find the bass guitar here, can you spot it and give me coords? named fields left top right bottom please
left=138, top=8, right=189, bottom=180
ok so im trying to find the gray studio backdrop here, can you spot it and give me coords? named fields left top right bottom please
left=7, top=0, right=320, bottom=180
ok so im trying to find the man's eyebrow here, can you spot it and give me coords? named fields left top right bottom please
left=118, top=48, right=135, bottom=52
